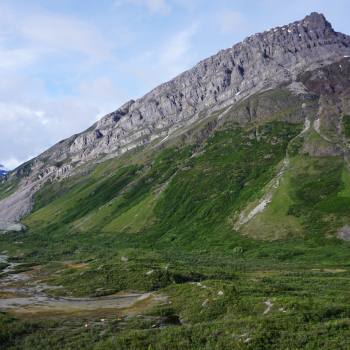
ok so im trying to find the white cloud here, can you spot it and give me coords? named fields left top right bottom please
left=76, top=77, right=128, bottom=119
left=0, top=73, right=127, bottom=170
left=216, top=11, right=246, bottom=34
left=2, top=158, right=24, bottom=170
left=0, top=47, right=38, bottom=70
left=19, top=13, right=112, bottom=60
left=145, top=0, right=170, bottom=14
left=115, top=0, right=171, bottom=14
left=0, top=102, right=46, bottom=124
left=0, top=3, right=124, bottom=169
left=0, top=98, right=97, bottom=169
left=160, top=24, right=198, bottom=68
left=125, top=23, right=199, bottom=89
left=0, top=4, right=112, bottom=63
left=0, top=2, right=199, bottom=170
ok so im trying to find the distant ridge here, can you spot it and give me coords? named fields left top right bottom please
left=0, top=164, right=7, bottom=178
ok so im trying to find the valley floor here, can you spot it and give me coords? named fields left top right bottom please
left=1, top=90, right=350, bottom=348
left=1, top=231, right=350, bottom=349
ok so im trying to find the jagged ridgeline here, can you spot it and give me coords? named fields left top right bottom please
left=11, top=62, right=350, bottom=244
left=1, top=12, right=350, bottom=242
left=1, top=12, right=350, bottom=350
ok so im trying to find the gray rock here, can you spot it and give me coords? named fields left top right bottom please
left=0, top=221, right=26, bottom=233
left=337, top=226, right=350, bottom=241
left=1, top=12, right=350, bottom=224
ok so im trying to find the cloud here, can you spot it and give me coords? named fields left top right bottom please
left=0, top=4, right=112, bottom=64
left=0, top=2, right=124, bottom=169
left=0, top=102, right=46, bottom=124
left=114, top=0, right=171, bottom=14
left=19, top=13, right=112, bottom=60
left=124, top=23, right=199, bottom=90
left=76, top=77, right=128, bottom=119
left=0, top=48, right=38, bottom=70
left=0, top=74, right=127, bottom=170
left=216, top=11, right=246, bottom=34
left=1, top=158, right=24, bottom=170
left=0, top=98, right=96, bottom=169
left=159, top=24, right=198, bottom=73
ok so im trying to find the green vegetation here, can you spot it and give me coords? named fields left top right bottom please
left=0, top=176, right=19, bottom=201
left=343, top=114, right=350, bottom=139
left=1, top=99, right=350, bottom=349
left=242, top=166, right=303, bottom=240
left=103, top=193, right=157, bottom=232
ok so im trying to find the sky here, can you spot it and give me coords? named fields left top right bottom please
left=0, top=0, right=349, bottom=169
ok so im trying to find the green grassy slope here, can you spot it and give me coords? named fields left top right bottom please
left=21, top=120, right=302, bottom=249
left=1, top=87, right=350, bottom=349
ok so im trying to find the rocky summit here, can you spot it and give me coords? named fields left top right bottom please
left=1, top=12, right=350, bottom=225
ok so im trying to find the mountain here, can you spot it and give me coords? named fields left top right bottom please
left=1, top=12, right=350, bottom=349
left=1, top=12, right=350, bottom=225
left=0, top=165, right=7, bottom=178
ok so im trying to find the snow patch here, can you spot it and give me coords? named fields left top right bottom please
left=263, top=300, right=273, bottom=315
left=302, top=117, right=311, bottom=134
left=313, top=118, right=320, bottom=133
left=159, top=135, right=169, bottom=144
left=202, top=299, right=209, bottom=307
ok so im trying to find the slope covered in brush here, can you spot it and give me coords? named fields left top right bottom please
left=1, top=12, right=350, bottom=225
left=2, top=66, right=350, bottom=348
left=1, top=13, right=350, bottom=350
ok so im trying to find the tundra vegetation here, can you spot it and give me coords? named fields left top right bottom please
left=1, top=12, right=350, bottom=349
left=1, top=103, right=350, bottom=348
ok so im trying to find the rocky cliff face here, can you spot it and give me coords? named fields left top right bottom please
left=1, top=12, right=350, bottom=225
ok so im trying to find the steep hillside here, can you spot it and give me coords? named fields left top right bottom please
left=9, top=57, right=350, bottom=246
left=1, top=12, right=350, bottom=350
left=1, top=12, right=350, bottom=225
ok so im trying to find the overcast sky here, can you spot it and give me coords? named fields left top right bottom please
left=0, top=0, right=349, bottom=169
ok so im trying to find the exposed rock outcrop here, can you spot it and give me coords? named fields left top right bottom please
left=0, top=221, right=26, bottom=233
left=1, top=12, right=350, bottom=224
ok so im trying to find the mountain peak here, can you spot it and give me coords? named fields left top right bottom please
left=245, top=12, right=334, bottom=44
left=1, top=13, right=350, bottom=224
left=304, top=12, right=329, bottom=27
left=299, top=12, right=335, bottom=34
